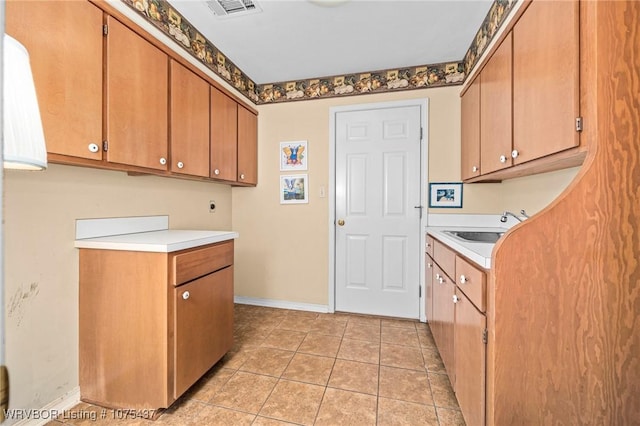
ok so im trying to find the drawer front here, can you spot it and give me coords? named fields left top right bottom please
left=433, top=239, right=456, bottom=280
left=172, top=240, right=233, bottom=286
left=455, top=255, right=486, bottom=312
left=426, top=235, right=435, bottom=258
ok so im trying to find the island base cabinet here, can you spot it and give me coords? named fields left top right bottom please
left=174, top=266, right=234, bottom=398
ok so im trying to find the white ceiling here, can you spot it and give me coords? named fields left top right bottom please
left=166, top=0, right=493, bottom=84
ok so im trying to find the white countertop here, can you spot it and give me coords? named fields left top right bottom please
left=74, top=215, right=238, bottom=252
left=75, top=230, right=238, bottom=253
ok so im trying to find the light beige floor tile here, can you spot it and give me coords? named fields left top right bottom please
left=422, top=347, right=446, bottom=373
left=210, top=371, right=277, bottom=414
left=297, top=333, right=342, bottom=357
left=417, top=326, right=437, bottom=349
left=381, top=326, right=420, bottom=347
left=156, top=399, right=207, bottom=425
left=184, top=367, right=235, bottom=402
left=436, top=407, right=467, bottom=425
left=380, top=343, right=425, bottom=370
left=259, top=379, right=325, bottom=425
left=309, top=319, right=347, bottom=336
left=239, top=347, right=295, bottom=377
left=315, top=388, right=377, bottom=426
left=217, top=349, right=250, bottom=370
left=429, top=372, right=460, bottom=408
left=344, top=323, right=381, bottom=342
left=337, top=338, right=380, bottom=364
left=377, top=397, right=439, bottom=425
left=379, top=366, right=433, bottom=405
left=188, top=405, right=255, bottom=425
left=282, top=353, right=335, bottom=385
left=381, top=318, right=418, bottom=330
left=327, top=359, right=379, bottom=395
left=252, top=417, right=298, bottom=425
left=346, top=315, right=382, bottom=328
left=277, top=316, right=317, bottom=332
left=261, top=328, right=307, bottom=351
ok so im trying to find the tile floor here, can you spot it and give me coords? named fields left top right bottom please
left=50, top=304, right=465, bottom=425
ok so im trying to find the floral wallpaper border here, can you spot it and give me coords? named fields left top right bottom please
left=122, top=0, right=517, bottom=105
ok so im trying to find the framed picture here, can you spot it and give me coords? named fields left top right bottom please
left=429, top=182, right=463, bottom=208
left=280, top=140, right=308, bottom=171
left=280, top=174, right=309, bottom=204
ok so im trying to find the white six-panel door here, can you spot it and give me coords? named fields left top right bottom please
left=335, top=104, right=422, bottom=318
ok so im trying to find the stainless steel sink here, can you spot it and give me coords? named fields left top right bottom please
left=444, top=230, right=505, bottom=244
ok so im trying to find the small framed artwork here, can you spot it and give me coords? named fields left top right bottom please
left=429, top=182, right=463, bottom=208
left=280, top=140, right=308, bottom=171
left=280, top=174, right=309, bottom=204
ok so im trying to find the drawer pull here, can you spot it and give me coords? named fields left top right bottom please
left=453, top=294, right=460, bottom=304
left=427, top=263, right=432, bottom=269
left=460, top=275, right=468, bottom=284
left=160, top=157, right=167, bottom=165
left=214, top=168, right=220, bottom=175
left=177, top=161, right=184, bottom=169
left=182, top=291, right=190, bottom=300
left=438, top=277, right=444, bottom=284
left=435, top=273, right=440, bottom=280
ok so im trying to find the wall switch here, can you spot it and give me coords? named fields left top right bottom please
left=319, top=186, right=326, bottom=198
left=209, top=200, right=216, bottom=213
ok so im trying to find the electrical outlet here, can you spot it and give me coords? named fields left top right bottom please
left=209, top=200, right=216, bottom=213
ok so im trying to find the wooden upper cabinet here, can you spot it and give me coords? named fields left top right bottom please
left=237, top=105, right=258, bottom=185
left=106, top=16, right=168, bottom=171
left=461, top=77, right=481, bottom=181
left=170, top=60, right=210, bottom=177
left=210, top=87, right=238, bottom=182
left=6, top=1, right=103, bottom=161
left=513, top=0, right=579, bottom=164
left=480, top=32, right=513, bottom=174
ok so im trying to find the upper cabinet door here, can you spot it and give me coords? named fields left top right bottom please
left=6, top=1, right=103, bottom=161
left=513, top=0, right=579, bottom=164
left=106, top=17, right=168, bottom=171
left=170, top=60, right=210, bottom=177
left=480, top=32, right=513, bottom=175
left=461, top=77, right=481, bottom=181
left=210, top=87, right=238, bottom=182
left=237, top=106, right=258, bottom=185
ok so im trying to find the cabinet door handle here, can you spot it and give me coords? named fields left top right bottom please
left=214, top=168, right=220, bottom=176
left=88, top=143, right=99, bottom=153
left=453, top=294, right=460, bottom=304
left=159, top=157, right=167, bottom=165
left=239, top=173, right=246, bottom=180
left=177, top=161, right=184, bottom=169
left=427, top=263, right=432, bottom=269
left=460, top=275, right=468, bottom=284
left=435, top=273, right=441, bottom=280
left=499, top=155, right=507, bottom=163
left=438, top=277, right=444, bottom=284
left=472, top=165, right=478, bottom=172
left=511, top=149, right=519, bottom=159
left=182, top=291, right=190, bottom=300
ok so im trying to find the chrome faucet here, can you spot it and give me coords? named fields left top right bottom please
left=500, top=210, right=529, bottom=223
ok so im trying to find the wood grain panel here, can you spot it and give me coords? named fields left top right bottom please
left=425, top=253, right=435, bottom=324
left=431, top=264, right=455, bottom=383
left=6, top=1, right=103, bottom=160
left=79, top=249, right=170, bottom=409
left=170, top=60, right=210, bottom=177
left=461, top=77, right=481, bottom=180
left=171, top=241, right=234, bottom=286
left=210, top=87, right=238, bottom=181
left=426, top=235, right=435, bottom=258
left=480, top=32, right=513, bottom=174
left=488, top=1, right=640, bottom=424
left=433, top=239, right=456, bottom=280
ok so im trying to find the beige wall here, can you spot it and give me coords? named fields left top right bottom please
left=4, top=164, right=231, bottom=418
left=231, top=86, right=579, bottom=307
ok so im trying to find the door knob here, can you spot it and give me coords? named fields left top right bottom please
left=337, top=219, right=345, bottom=226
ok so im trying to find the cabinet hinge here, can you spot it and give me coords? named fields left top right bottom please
left=482, top=328, right=488, bottom=344
left=103, top=24, right=108, bottom=36
left=575, top=117, right=583, bottom=132
left=102, top=140, right=108, bottom=152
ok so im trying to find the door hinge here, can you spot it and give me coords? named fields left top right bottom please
left=102, top=140, right=108, bottom=152
left=103, top=24, right=108, bottom=36
left=420, top=127, right=423, bottom=141
left=575, top=117, right=583, bottom=132
left=419, top=286, right=422, bottom=298
left=482, top=328, right=488, bottom=344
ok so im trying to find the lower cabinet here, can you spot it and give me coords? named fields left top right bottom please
left=428, top=236, right=488, bottom=426
left=79, top=240, right=234, bottom=409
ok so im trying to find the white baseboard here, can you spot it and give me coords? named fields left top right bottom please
left=11, top=387, right=80, bottom=426
left=234, top=296, right=329, bottom=313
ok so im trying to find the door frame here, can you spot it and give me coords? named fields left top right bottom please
left=328, top=98, right=429, bottom=321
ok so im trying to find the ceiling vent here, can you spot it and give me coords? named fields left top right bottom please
left=205, top=0, right=262, bottom=18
